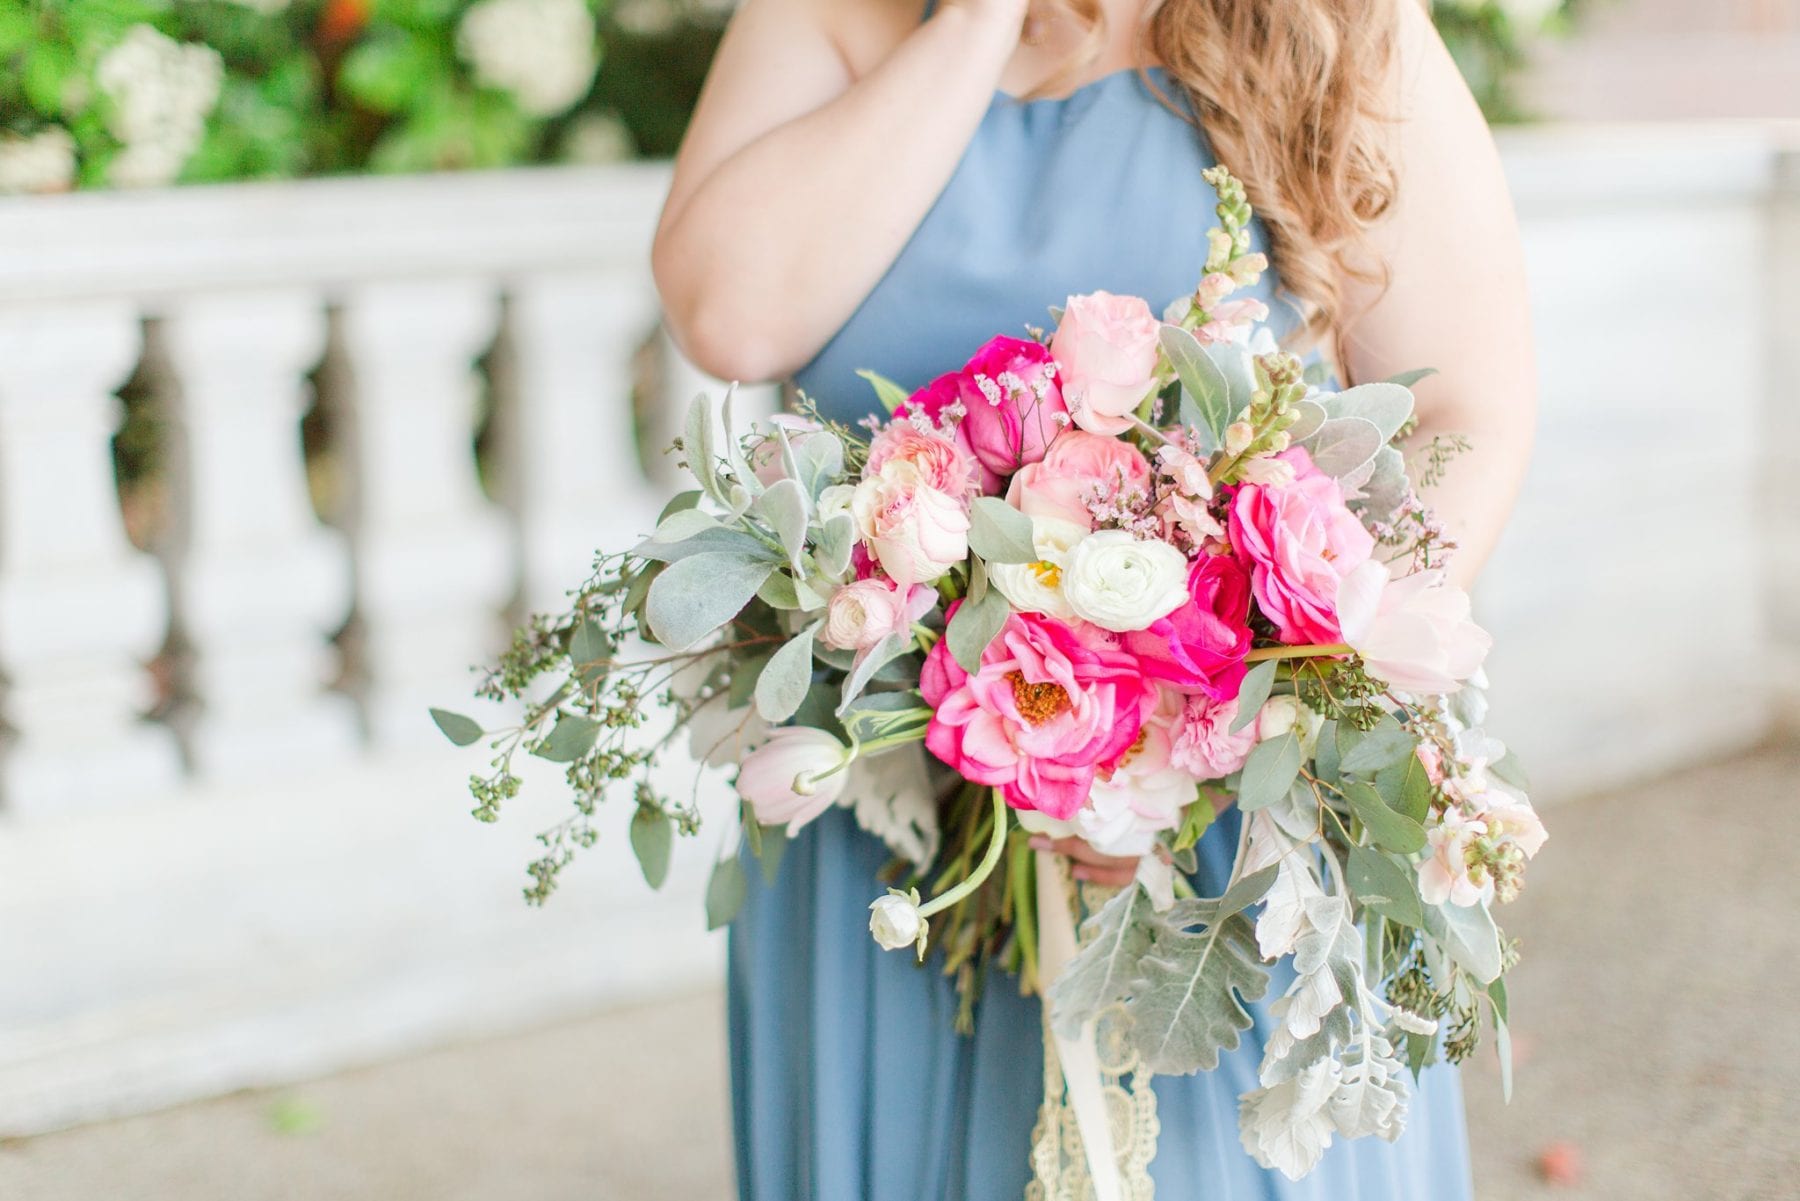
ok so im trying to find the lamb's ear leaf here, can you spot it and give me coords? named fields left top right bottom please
left=754, top=621, right=820, bottom=723
left=1161, top=324, right=1229, bottom=445
left=645, top=551, right=777, bottom=650
left=946, top=586, right=1011, bottom=675
left=968, top=497, right=1038, bottom=564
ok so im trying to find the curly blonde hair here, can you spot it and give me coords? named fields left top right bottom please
left=1037, top=0, right=1400, bottom=353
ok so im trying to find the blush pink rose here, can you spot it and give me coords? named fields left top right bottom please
left=1050, top=291, right=1161, bottom=436
left=850, top=461, right=970, bottom=586
left=1168, top=693, right=1258, bottom=780
left=822, top=578, right=936, bottom=652
left=1228, top=447, right=1376, bottom=645
left=865, top=421, right=978, bottom=498
left=899, top=336, right=1068, bottom=494
left=920, top=608, right=1155, bottom=821
left=1121, top=552, right=1253, bottom=700
left=1005, top=430, right=1153, bottom=532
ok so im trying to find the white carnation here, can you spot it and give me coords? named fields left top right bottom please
left=96, top=25, right=222, bottom=189
left=1059, top=529, right=1189, bottom=632
left=0, top=128, right=76, bottom=195
left=457, top=0, right=599, bottom=118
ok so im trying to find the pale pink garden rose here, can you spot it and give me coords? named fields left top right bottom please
left=1168, top=693, right=1258, bottom=780
left=850, top=460, right=970, bottom=586
left=1050, top=291, right=1162, bottom=436
left=1335, top=560, right=1493, bottom=694
left=865, top=421, right=978, bottom=498
left=1006, top=430, right=1153, bottom=532
left=736, top=726, right=851, bottom=831
left=822, top=578, right=935, bottom=652
left=1418, top=808, right=1489, bottom=907
left=919, top=607, right=1155, bottom=822
left=1078, top=689, right=1195, bottom=856
left=1228, top=447, right=1375, bottom=645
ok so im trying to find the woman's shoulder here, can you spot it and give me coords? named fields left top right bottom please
left=743, top=0, right=925, bottom=82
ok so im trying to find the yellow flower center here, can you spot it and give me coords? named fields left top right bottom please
left=1029, top=560, right=1062, bottom=588
left=1008, top=672, right=1071, bottom=726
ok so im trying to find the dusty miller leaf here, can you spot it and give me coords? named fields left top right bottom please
left=1125, top=894, right=1272, bottom=1075
left=1048, top=884, right=1152, bottom=1038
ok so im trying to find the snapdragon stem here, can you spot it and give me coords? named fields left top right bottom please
left=1244, top=642, right=1351, bottom=663
left=917, top=789, right=1010, bottom=920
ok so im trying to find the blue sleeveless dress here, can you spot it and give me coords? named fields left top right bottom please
left=728, top=56, right=1474, bottom=1201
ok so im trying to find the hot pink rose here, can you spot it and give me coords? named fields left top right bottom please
left=1050, top=291, right=1161, bottom=436
left=1168, top=693, right=1257, bottom=781
left=1005, top=430, right=1153, bottom=532
left=1121, top=552, right=1253, bottom=700
left=865, top=421, right=978, bottom=498
left=920, top=608, right=1155, bottom=821
left=899, top=336, right=1068, bottom=494
left=1228, top=447, right=1375, bottom=645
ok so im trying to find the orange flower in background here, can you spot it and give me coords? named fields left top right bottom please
left=317, top=0, right=370, bottom=44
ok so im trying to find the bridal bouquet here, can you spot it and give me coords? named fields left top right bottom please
left=436, top=167, right=1544, bottom=1183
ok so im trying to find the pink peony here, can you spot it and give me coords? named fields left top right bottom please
left=850, top=461, right=970, bottom=586
left=1228, top=447, right=1375, bottom=645
left=899, top=336, right=1068, bottom=494
left=920, top=608, right=1155, bottom=821
left=1005, top=430, right=1153, bottom=533
left=1335, top=560, right=1492, bottom=694
left=1050, top=291, right=1162, bottom=436
left=865, top=421, right=978, bottom=499
left=1121, top=552, right=1254, bottom=700
left=1168, top=693, right=1258, bottom=780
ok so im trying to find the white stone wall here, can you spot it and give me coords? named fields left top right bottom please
left=0, top=130, right=1793, bottom=1137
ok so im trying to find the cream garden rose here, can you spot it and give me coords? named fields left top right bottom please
left=849, top=460, right=971, bottom=585
left=1060, top=529, right=1190, bottom=632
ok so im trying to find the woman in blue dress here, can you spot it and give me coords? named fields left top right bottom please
left=653, top=0, right=1535, bottom=1196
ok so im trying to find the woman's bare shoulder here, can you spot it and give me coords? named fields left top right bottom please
left=748, top=0, right=923, bottom=80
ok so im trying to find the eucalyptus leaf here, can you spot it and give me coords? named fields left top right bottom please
left=946, top=588, right=1011, bottom=675
left=1302, top=417, right=1383, bottom=480
left=1422, top=899, right=1503, bottom=984
left=1343, top=781, right=1427, bottom=855
left=1236, top=730, right=1302, bottom=812
left=1319, top=383, right=1414, bottom=443
left=1230, top=660, right=1278, bottom=732
left=968, top=496, right=1038, bottom=564
left=569, top=618, right=612, bottom=673
left=535, top=712, right=600, bottom=763
left=756, top=823, right=788, bottom=885
left=1379, top=751, right=1433, bottom=824
left=857, top=369, right=911, bottom=414
left=1161, top=324, right=1229, bottom=442
left=1313, top=719, right=1341, bottom=785
left=704, top=855, right=748, bottom=930
left=645, top=551, right=777, bottom=650
left=630, top=808, right=673, bottom=890
left=753, top=478, right=810, bottom=568
left=1338, top=717, right=1413, bottom=775
left=429, top=708, right=483, bottom=747
left=754, top=621, right=819, bottom=723
left=728, top=651, right=772, bottom=709
left=1346, top=845, right=1425, bottom=929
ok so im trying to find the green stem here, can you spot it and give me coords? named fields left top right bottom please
left=1244, top=641, right=1352, bottom=663
left=918, top=789, right=1011, bottom=920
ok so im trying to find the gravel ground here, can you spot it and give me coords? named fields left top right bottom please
left=2, top=747, right=1795, bottom=1201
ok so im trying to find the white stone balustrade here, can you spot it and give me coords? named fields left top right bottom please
left=0, top=133, right=1791, bottom=1138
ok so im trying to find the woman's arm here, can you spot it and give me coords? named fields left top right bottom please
left=652, top=0, right=1028, bottom=382
left=1339, top=0, right=1537, bottom=587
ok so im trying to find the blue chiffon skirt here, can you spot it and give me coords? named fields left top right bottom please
left=728, top=805, right=1474, bottom=1200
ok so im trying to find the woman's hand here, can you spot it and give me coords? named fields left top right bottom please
left=1028, top=835, right=1140, bottom=888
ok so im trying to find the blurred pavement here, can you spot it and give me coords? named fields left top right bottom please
left=2, top=746, right=1795, bottom=1201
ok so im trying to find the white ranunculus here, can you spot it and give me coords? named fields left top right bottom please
left=457, top=0, right=599, bottom=118
left=989, top=515, right=1085, bottom=619
left=0, top=128, right=76, bottom=195
left=868, top=890, right=925, bottom=954
left=1060, top=529, right=1190, bottom=632
left=1336, top=561, right=1492, bottom=695
left=1254, top=695, right=1323, bottom=754
left=734, top=726, right=851, bottom=832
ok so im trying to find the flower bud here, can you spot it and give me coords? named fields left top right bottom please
left=1224, top=422, right=1255, bottom=456
left=869, top=889, right=927, bottom=958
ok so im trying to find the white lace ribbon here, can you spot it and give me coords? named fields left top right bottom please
left=1035, top=849, right=1124, bottom=1201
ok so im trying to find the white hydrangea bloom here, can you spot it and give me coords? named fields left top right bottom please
left=96, top=25, right=223, bottom=189
left=0, top=128, right=77, bottom=195
left=457, top=0, right=599, bottom=118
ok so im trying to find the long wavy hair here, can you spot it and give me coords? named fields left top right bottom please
left=1038, top=0, right=1400, bottom=356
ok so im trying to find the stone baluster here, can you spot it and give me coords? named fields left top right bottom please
left=487, top=270, right=663, bottom=613
left=151, top=291, right=359, bottom=779
left=0, top=302, right=183, bottom=816
left=327, top=280, right=512, bottom=748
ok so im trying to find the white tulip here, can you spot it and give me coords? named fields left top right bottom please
left=1060, top=529, right=1190, bottom=632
